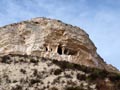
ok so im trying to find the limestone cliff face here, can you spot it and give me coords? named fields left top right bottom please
left=0, top=17, right=117, bottom=71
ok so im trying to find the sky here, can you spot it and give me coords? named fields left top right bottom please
left=0, top=0, right=120, bottom=70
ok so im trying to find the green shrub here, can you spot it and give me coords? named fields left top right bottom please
left=108, top=73, right=120, bottom=81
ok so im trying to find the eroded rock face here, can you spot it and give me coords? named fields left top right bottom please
left=0, top=17, right=117, bottom=71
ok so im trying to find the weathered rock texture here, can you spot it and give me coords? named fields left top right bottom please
left=0, top=17, right=118, bottom=72
left=0, top=54, right=120, bottom=90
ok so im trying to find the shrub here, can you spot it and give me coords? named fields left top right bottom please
left=77, top=73, right=86, bottom=81
left=65, top=74, right=72, bottom=78
left=50, top=87, right=58, bottom=90
left=30, top=59, right=39, bottom=65
left=1, top=55, right=11, bottom=64
left=54, top=69, right=62, bottom=75
left=12, top=85, right=22, bottom=90
left=30, top=79, right=41, bottom=85
left=96, top=80, right=108, bottom=90
left=87, top=68, right=108, bottom=81
left=20, top=69, right=26, bottom=74
left=33, top=69, right=38, bottom=76
left=108, top=73, right=120, bottom=81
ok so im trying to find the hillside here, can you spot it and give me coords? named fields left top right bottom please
left=0, top=54, right=120, bottom=90
left=0, top=17, right=118, bottom=72
left=0, top=17, right=119, bottom=90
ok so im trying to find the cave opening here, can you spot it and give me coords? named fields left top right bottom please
left=45, top=47, right=48, bottom=51
left=64, top=48, right=68, bottom=55
left=57, top=45, right=62, bottom=55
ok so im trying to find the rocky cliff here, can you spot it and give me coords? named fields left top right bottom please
left=0, top=17, right=120, bottom=90
left=0, top=17, right=118, bottom=72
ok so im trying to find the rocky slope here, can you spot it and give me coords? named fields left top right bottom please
left=0, top=17, right=120, bottom=90
left=0, top=17, right=118, bottom=72
left=0, top=54, right=120, bottom=90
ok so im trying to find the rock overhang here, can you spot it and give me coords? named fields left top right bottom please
left=0, top=17, right=118, bottom=72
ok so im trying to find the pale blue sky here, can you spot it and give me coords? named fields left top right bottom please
left=0, top=0, right=120, bottom=69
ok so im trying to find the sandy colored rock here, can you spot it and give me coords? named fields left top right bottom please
left=0, top=17, right=118, bottom=71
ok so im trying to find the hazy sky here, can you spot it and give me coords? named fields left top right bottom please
left=0, top=0, right=120, bottom=69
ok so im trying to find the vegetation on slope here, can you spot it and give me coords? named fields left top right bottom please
left=0, top=54, right=120, bottom=90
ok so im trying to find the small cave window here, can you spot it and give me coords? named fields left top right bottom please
left=45, top=47, right=48, bottom=51
left=64, top=48, right=77, bottom=55
left=34, top=21, right=39, bottom=24
left=57, top=45, right=77, bottom=55
left=64, top=48, right=69, bottom=55
left=57, top=45, right=62, bottom=55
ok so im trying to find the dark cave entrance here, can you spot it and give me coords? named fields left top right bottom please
left=57, top=45, right=62, bottom=55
